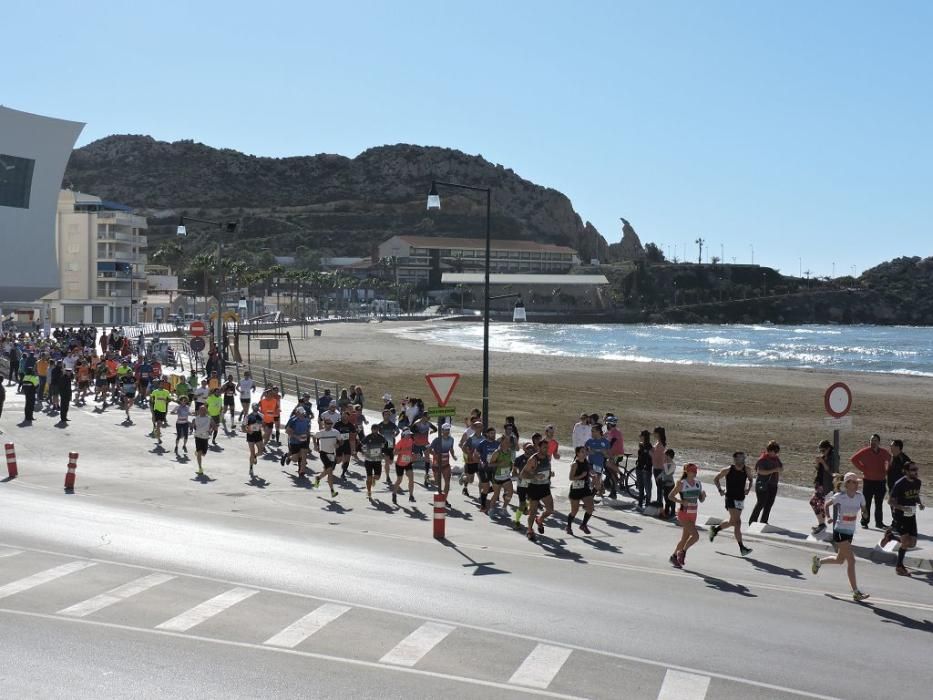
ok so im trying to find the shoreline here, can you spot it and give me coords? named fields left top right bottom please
left=262, top=320, right=932, bottom=498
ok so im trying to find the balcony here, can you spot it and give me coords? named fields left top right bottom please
left=96, top=211, right=147, bottom=229
left=97, top=229, right=147, bottom=246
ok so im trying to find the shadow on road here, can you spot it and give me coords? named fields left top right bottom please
left=595, top=515, right=642, bottom=534
left=825, top=595, right=933, bottom=633
left=683, top=569, right=757, bottom=597
left=438, top=539, right=510, bottom=576
left=191, top=473, right=216, bottom=484
left=717, top=551, right=805, bottom=579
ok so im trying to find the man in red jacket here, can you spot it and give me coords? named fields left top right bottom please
left=850, top=433, right=891, bottom=529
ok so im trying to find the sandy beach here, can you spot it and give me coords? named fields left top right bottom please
left=260, top=320, right=932, bottom=498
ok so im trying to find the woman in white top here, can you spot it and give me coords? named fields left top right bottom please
left=811, top=472, right=869, bottom=601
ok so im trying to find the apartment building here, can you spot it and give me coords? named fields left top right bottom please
left=44, top=190, right=148, bottom=324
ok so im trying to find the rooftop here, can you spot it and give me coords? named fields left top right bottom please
left=442, top=273, right=609, bottom=286
left=395, top=235, right=576, bottom=254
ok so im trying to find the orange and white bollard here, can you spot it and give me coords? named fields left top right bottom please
left=433, top=493, right=446, bottom=539
left=64, top=451, right=79, bottom=492
left=4, top=443, right=17, bottom=479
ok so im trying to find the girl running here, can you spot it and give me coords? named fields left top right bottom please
left=810, top=440, right=835, bottom=534
left=669, top=463, right=706, bottom=568
left=566, top=446, right=595, bottom=536
left=811, top=472, right=870, bottom=601
left=171, top=396, right=191, bottom=455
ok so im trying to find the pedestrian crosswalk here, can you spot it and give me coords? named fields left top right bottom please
left=0, top=552, right=728, bottom=699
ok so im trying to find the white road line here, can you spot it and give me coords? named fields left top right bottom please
left=509, top=643, right=572, bottom=689
left=0, top=549, right=22, bottom=559
left=657, top=669, right=711, bottom=700
left=380, top=621, right=455, bottom=667
left=58, top=573, right=175, bottom=618
left=155, top=587, right=257, bottom=632
left=264, top=603, right=351, bottom=648
left=0, top=561, right=95, bottom=600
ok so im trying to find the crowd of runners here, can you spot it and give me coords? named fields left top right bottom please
left=1, top=326, right=927, bottom=602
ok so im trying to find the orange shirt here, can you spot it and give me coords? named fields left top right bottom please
left=259, top=397, right=277, bottom=424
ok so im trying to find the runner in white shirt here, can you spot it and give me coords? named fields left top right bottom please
left=319, top=403, right=341, bottom=429
left=191, top=404, right=213, bottom=477
left=237, top=372, right=255, bottom=422
left=313, top=418, right=343, bottom=498
left=811, top=472, right=869, bottom=601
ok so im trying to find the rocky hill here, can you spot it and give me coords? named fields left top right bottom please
left=64, top=136, right=610, bottom=261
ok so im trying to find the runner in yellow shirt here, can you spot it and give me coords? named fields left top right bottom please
left=149, top=381, right=172, bottom=446
left=206, top=387, right=224, bottom=446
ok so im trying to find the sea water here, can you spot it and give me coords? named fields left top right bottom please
left=395, top=323, right=933, bottom=377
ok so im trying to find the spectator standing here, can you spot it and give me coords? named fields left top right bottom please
left=850, top=433, right=891, bottom=528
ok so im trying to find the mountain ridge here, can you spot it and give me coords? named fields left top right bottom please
left=64, top=136, right=611, bottom=261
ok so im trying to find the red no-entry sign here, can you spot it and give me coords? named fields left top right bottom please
left=189, top=320, right=207, bottom=337
left=824, top=382, right=853, bottom=419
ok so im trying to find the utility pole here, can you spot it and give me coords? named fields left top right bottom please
left=695, top=237, right=705, bottom=265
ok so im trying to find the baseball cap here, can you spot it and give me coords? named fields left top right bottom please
left=441, top=423, right=451, bottom=431
left=843, top=471, right=859, bottom=484
left=295, top=407, right=306, bottom=415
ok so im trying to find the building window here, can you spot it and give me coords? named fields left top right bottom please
left=0, top=154, right=35, bottom=209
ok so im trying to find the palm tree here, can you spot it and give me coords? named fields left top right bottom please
left=185, top=253, right=216, bottom=318
left=151, top=240, right=186, bottom=274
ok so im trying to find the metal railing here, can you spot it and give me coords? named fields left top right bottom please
left=229, top=361, right=342, bottom=402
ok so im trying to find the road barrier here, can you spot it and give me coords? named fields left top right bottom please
left=64, top=451, right=79, bottom=492
left=4, top=443, right=17, bottom=479
left=433, top=493, right=446, bottom=539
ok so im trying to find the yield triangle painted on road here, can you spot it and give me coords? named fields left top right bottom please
left=424, top=373, right=460, bottom=407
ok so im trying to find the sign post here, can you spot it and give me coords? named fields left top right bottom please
left=824, top=382, right=853, bottom=473
left=259, top=338, right=279, bottom=368
left=425, top=373, right=460, bottom=426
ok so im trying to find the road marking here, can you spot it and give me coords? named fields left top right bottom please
left=264, top=603, right=351, bottom=648
left=509, top=643, right=572, bottom=689
left=0, top=549, right=22, bottom=559
left=0, top=542, right=846, bottom=699
left=0, top=608, right=579, bottom=699
left=58, top=573, right=175, bottom=618
left=155, top=587, right=257, bottom=632
left=0, top=561, right=95, bottom=600
left=657, top=669, right=711, bottom=699
left=380, top=621, right=455, bottom=667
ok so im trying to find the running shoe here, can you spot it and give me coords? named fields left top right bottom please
left=669, top=553, right=682, bottom=569
left=512, top=509, right=523, bottom=525
left=895, top=565, right=911, bottom=577
left=709, top=525, right=719, bottom=542
left=879, top=531, right=893, bottom=548
left=565, top=526, right=573, bottom=536
left=852, top=590, right=870, bottom=602
left=183, top=446, right=187, bottom=452
left=676, top=550, right=686, bottom=567
left=331, top=490, right=338, bottom=498
left=314, top=477, right=321, bottom=488
left=280, top=453, right=287, bottom=466
left=811, top=555, right=821, bottom=575
left=536, top=518, right=545, bottom=535
left=580, top=523, right=591, bottom=535
left=526, top=531, right=536, bottom=542
left=392, top=492, right=398, bottom=505
left=445, top=501, right=451, bottom=508
left=811, top=523, right=826, bottom=534
left=409, top=495, right=415, bottom=503
left=197, top=468, right=203, bottom=476
left=249, top=466, right=254, bottom=478
left=462, top=487, right=469, bottom=497
left=739, top=546, right=753, bottom=557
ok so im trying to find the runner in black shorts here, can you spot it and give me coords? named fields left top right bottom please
left=222, top=374, right=237, bottom=427
left=244, top=403, right=264, bottom=478
left=521, top=440, right=555, bottom=541
left=880, top=462, right=924, bottom=577
left=361, top=423, right=388, bottom=500
left=459, top=420, right=483, bottom=498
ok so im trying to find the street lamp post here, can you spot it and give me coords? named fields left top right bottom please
left=427, top=181, right=492, bottom=427
left=177, top=216, right=238, bottom=359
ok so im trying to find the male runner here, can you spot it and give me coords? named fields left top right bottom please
left=392, top=428, right=416, bottom=505
left=333, top=411, right=357, bottom=479
left=192, top=404, right=212, bottom=476
left=428, top=423, right=457, bottom=505
left=521, top=439, right=555, bottom=541
left=313, top=418, right=342, bottom=498
left=206, top=387, right=224, bottom=445
left=283, top=406, right=312, bottom=477
left=880, top=461, right=925, bottom=576
left=361, top=423, right=388, bottom=500
left=237, top=371, right=255, bottom=422
left=459, top=420, right=483, bottom=498
left=378, top=409, right=400, bottom=487
left=149, top=380, right=172, bottom=445
left=710, top=452, right=754, bottom=555
left=221, top=374, right=237, bottom=427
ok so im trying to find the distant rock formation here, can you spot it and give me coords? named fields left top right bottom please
left=607, top=217, right=645, bottom=261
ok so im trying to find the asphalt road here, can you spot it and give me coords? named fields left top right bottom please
left=0, top=391, right=931, bottom=699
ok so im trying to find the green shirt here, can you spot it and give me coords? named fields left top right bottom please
left=206, top=394, right=223, bottom=417
left=150, top=388, right=171, bottom=413
left=175, top=380, right=190, bottom=396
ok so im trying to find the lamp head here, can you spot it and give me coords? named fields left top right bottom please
left=426, top=182, right=440, bottom=210
left=176, top=217, right=187, bottom=237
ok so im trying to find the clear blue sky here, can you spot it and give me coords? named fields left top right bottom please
left=5, top=0, right=931, bottom=276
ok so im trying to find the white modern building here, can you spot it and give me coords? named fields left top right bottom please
left=377, top=235, right=580, bottom=287
left=0, top=106, right=84, bottom=306
left=43, top=190, right=148, bottom=325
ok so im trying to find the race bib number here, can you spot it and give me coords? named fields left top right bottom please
left=683, top=502, right=698, bottom=514
left=571, top=479, right=586, bottom=489
left=733, top=499, right=744, bottom=510
left=365, top=447, right=382, bottom=461
left=901, top=506, right=915, bottom=517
